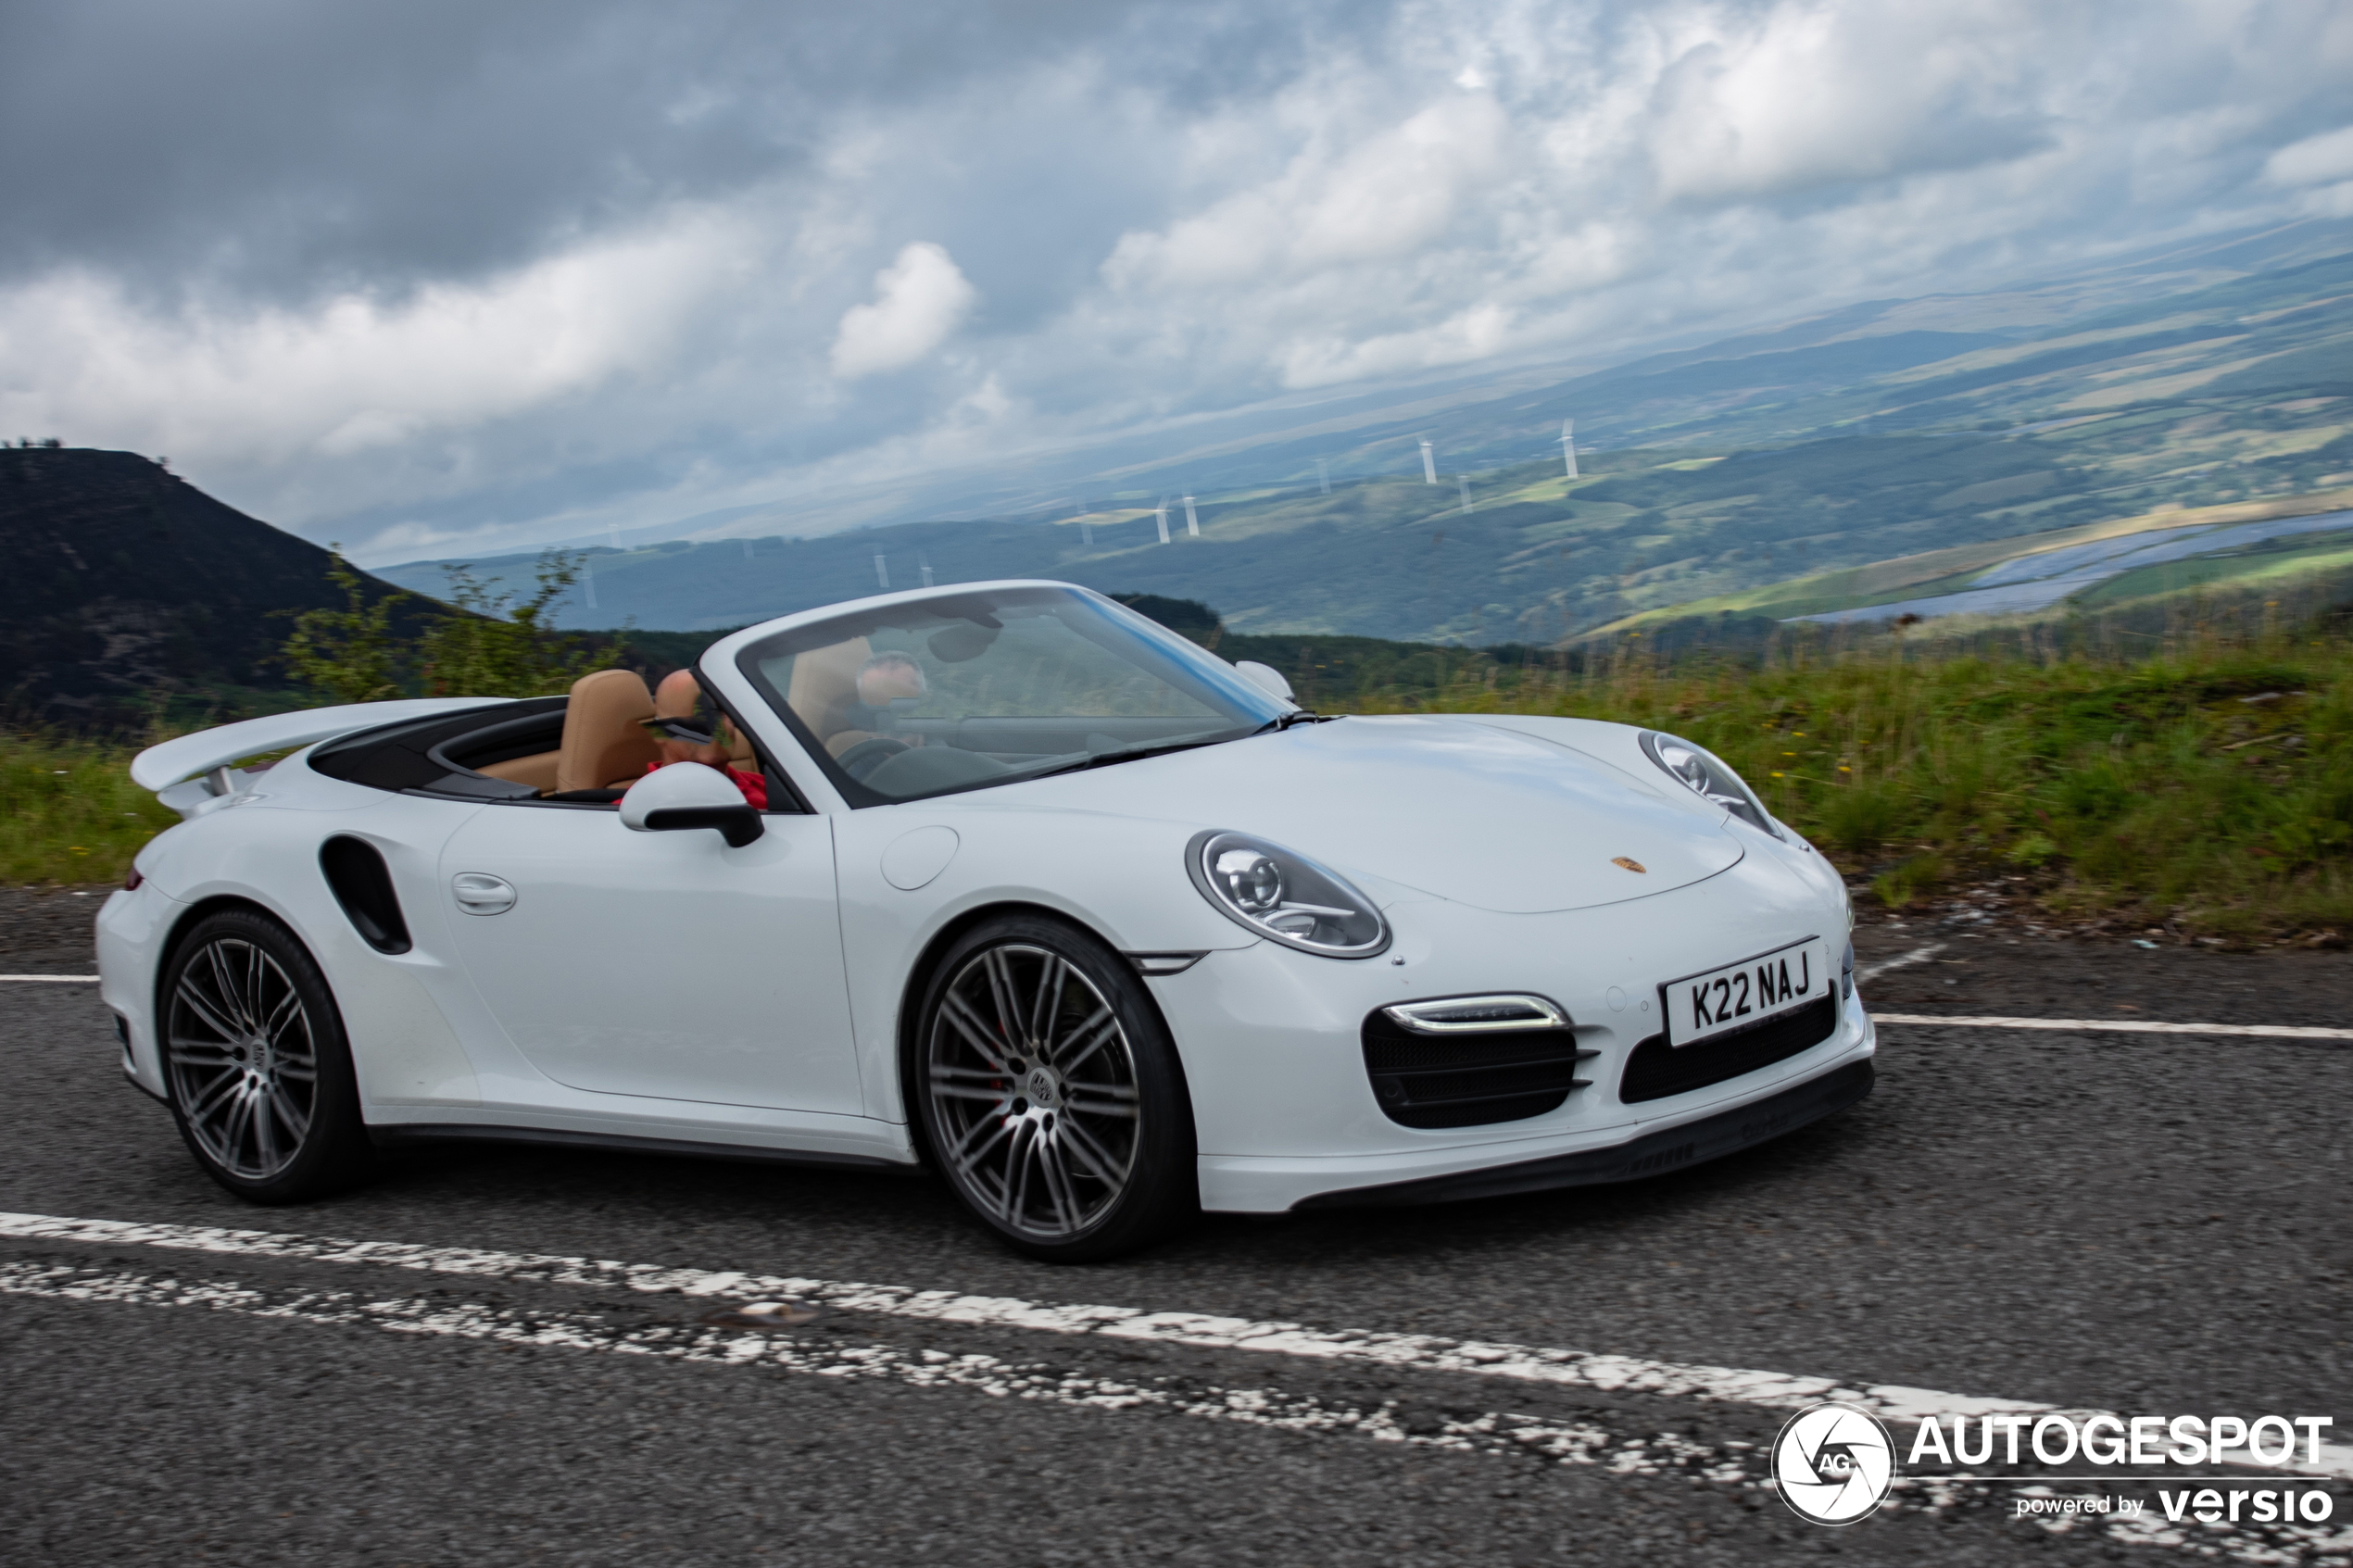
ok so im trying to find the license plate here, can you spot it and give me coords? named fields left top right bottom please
left=1661, top=937, right=1830, bottom=1047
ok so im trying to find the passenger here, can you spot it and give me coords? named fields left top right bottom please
left=640, top=669, right=768, bottom=809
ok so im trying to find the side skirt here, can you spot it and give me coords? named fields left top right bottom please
left=368, top=1123, right=925, bottom=1175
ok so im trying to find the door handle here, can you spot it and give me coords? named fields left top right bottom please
left=451, top=872, right=518, bottom=916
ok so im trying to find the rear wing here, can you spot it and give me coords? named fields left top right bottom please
left=133, top=697, right=514, bottom=819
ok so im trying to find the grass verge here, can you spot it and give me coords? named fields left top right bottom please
left=1, top=733, right=182, bottom=886
left=9, top=624, right=2350, bottom=940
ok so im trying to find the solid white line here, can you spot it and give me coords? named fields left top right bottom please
left=1856, top=943, right=1946, bottom=983
left=5, top=1210, right=2347, bottom=1482
left=0, top=974, right=100, bottom=984
left=1874, top=1014, right=2353, bottom=1041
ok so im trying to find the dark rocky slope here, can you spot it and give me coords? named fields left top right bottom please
left=0, top=446, right=419, bottom=731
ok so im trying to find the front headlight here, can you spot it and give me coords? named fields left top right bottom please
left=1638, top=731, right=1785, bottom=840
left=1185, top=830, right=1390, bottom=959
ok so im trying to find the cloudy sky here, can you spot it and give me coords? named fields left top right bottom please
left=3, top=0, right=2349, bottom=561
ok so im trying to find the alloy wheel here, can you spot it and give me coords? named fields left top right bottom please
left=925, top=942, right=1142, bottom=1241
left=166, top=936, right=321, bottom=1183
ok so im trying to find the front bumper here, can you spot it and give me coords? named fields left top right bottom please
left=1192, top=988, right=1874, bottom=1212
left=1293, top=1057, right=1873, bottom=1208
left=1169, top=850, right=1871, bottom=1212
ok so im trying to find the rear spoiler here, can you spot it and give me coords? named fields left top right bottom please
left=133, top=697, right=515, bottom=819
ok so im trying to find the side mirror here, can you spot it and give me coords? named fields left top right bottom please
left=1234, top=659, right=1295, bottom=702
left=620, top=763, right=764, bottom=847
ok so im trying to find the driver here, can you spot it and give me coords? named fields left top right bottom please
left=825, top=651, right=930, bottom=779
left=840, top=651, right=927, bottom=738
left=640, top=668, right=768, bottom=808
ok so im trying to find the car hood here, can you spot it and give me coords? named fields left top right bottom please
left=1010, top=714, right=1744, bottom=915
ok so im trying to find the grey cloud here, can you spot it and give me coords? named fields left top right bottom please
left=4, top=0, right=2351, bottom=563
left=0, top=0, right=1303, bottom=304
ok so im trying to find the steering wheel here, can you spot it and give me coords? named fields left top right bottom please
left=836, top=736, right=912, bottom=782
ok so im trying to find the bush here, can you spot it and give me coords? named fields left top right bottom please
left=281, top=548, right=626, bottom=702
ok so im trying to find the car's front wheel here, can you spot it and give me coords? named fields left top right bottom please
left=913, top=914, right=1196, bottom=1261
left=159, top=909, right=372, bottom=1203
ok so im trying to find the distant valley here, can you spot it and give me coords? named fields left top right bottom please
left=378, top=220, right=2353, bottom=644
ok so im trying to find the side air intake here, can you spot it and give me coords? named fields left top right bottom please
left=319, top=836, right=412, bottom=955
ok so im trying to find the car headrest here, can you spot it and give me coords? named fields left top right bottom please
left=556, top=669, right=662, bottom=793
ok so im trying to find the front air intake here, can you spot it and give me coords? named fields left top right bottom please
left=1617, top=994, right=1838, bottom=1104
left=1362, top=997, right=1593, bottom=1129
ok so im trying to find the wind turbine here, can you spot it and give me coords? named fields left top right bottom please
left=1419, top=440, right=1438, bottom=485
left=919, top=552, right=935, bottom=588
left=1074, top=500, right=1093, bottom=548
left=874, top=554, right=890, bottom=590
left=1182, top=495, right=1200, bottom=537
left=1457, top=475, right=1474, bottom=515
left=1154, top=497, right=1171, bottom=545
left=1560, top=419, right=1579, bottom=479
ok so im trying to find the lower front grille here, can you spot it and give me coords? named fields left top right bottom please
left=1362, top=1012, right=1594, bottom=1129
left=1618, top=994, right=1840, bottom=1104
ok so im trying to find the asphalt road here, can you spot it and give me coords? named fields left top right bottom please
left=3, top=889, right=2348, bottom=1566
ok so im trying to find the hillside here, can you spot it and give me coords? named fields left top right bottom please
left=0, top=446, right=431, bottom=731
left=379, top=225, right=2353, bottom=645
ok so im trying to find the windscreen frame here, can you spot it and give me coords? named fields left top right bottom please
left=733, top=584, right=1289, bottom=808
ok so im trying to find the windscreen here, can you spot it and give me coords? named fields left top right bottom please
left=736, top=585, right=1290, bottom=805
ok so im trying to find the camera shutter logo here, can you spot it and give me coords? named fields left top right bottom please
left=1773, top=1401, right=1896, bottom=1525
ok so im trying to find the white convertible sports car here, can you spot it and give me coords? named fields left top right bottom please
left=99, top=581, right=1874, bottom=1260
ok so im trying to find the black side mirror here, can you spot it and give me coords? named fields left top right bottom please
left=620, top=764, right=765, bottom=847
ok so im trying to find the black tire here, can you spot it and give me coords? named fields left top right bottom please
left=158, top=909, right=373, bottom=1204
left=911, top=913, right=1196, bottom=1261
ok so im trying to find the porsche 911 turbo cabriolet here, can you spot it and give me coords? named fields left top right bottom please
left=100, top=580, right=1873, bottom=1260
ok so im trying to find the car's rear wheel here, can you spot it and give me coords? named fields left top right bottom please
left=913, top=914, right=1196, bottom=1261
left=160, top=909, right=371, bottom=1203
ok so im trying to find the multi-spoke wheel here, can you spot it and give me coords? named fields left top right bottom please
left=914, top=915, right=1195, bottom=1261
left=160, top=909, right=370, bottom=1203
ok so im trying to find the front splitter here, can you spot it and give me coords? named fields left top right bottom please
left=1291, top=1058, right=1874, bottom=1209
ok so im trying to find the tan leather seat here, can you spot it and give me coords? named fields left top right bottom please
left=785, top=636, right=878, bottom=758
left=554, top=669, right=662, bottom=793
left=479, top=749, right=560, bottom=792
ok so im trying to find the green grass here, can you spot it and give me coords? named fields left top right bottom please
left=11, top=624, right=2353, bottom=939
left=1, top=734, right=181, bottom=885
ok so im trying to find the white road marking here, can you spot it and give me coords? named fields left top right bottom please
left=4, top=1256, right=2339, bottom=1566
left=1855, top=943, right=1946, bottom=983
left=0, top=974, right=100, bottom=984
left=5, top=1210, right=2348, bottom=1483
left=0, top=1259, right=1730, bottom=1478
left=1874, top=1014, right=2353, bottom=1041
